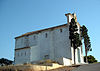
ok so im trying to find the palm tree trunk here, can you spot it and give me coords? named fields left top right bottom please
left=85, top=44, right=88, bottom=63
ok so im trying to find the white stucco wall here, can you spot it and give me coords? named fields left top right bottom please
left=28, top=34, right=37, bottom=47
left=38, top=30, right=51, bottom=60
left=53, top=26, right=71, bottom=60
left=71, top=46, right=84, bottom=64
left=15, top=25, right=72, bottom=64
left=56, top=57, right=71, bottom=66
left=29, top=25, right=71, bottom=62
left=30, top=45, right=40, bottom=62
left=15, top=48, right=30, bottom=64
left=14, top=24, right=84, bottom=65
left=14, top=13, right=84, bottom=65
left=15, top=36, right=29, bottom=49
left=68, top=14, right=84, bottom=65
left=70, top=25, right=84, bottom=64
left=69, top=15, right=73, bottom=23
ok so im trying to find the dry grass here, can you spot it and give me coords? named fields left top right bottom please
left=0, top=64, right=76, bottom=71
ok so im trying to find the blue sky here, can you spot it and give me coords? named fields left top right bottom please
left=0, top=0, right=100, bottom=62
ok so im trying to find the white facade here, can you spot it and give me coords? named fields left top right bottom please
left=14, top=13, right=84, bottom=65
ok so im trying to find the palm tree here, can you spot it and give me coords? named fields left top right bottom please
left=80, top=25, right=92, bottom=63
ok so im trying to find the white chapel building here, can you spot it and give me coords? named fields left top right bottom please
left=14, top=13, right=84, bottom=66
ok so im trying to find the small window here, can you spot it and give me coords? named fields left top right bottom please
left=21, top=52, right=23, bottom=56
left=25, top=52, right=26, bottom=56
left=60, top=29, right=62, bottom=32
left=45, top=33, right=48, bottom=38
left=17, top=53, right=19, bottom=57
left=34, top=35, right=36, bottom=40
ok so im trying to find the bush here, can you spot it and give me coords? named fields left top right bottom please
left=84, top=55, right=97, bottom=63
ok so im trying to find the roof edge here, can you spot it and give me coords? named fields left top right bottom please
left=15, top=24, right=68, bottom=39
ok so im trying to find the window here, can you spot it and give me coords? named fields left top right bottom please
left=45, top=33, right=48, bottom=38
left=25, top=52, right=26, bottom=56
left=34, top=35, right=36, bottom=40
left=17, top=53, right=19, bottom=57
left=60, top=29, right=62, bottom=32
left=17, top=52, right=19, bottom=57
left=44, top=55, right=49, bottom=59
left=21, top=52, right=23, bottom=56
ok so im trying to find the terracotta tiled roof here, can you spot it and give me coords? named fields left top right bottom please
left=15, top=24, right=68, bottom=39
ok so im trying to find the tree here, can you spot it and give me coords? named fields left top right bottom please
left=84, top=55, right=97, bottom=63
left=80, top=25, right=92, bottom=63
left=69, top=18, right=82, bottom=64
left=0, top=58, right=13, bottom=66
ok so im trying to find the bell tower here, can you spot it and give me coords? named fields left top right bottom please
left=65, top=13, right=77, bottom=24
